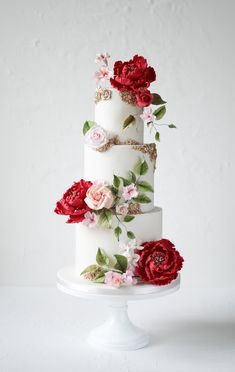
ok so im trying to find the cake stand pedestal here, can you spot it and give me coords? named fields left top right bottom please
left=57, top=267, right=180, bottom=351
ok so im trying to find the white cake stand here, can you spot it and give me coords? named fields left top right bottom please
left=57, top=266, right=180, bottom=351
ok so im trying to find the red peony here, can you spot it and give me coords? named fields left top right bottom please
left=135, top=89, right=153, bottom=107
left=135, top=239, right=184, bottom=285
left=54, top=179, right=93, bottom=223
left=110, top=55, right=156, bottom=93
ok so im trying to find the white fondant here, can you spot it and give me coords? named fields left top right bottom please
left=84, top=144, right=155, bottom=212
left=75, top=207, right=162, bottom=275
left=95, top=89, right=144, bottom=142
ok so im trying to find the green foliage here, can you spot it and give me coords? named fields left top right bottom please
left=80, top=264, right=98, bottom=276
left=114, top=254, right=128, bottom=273
left=153, top=106, right=166, bottom=120
left=152, top=93, right=167, bottom=105
left=134, top=158, right=149, bottom=176
left=137, top=180, right=154, bottom=193
left=123, top=215, right=135, bottom=222
left=133, top=193, right=151, bottom=204
left=82, top=120, right=96, bottom=135
left=99, top=209, right=113, bottom=229
left=127, top=231, right=135, bottom=240
left=96, top=248, right=110, bottom=266
left=114, top=226, right=122, bottom=241
left=155, top=131, right=160, bottom=142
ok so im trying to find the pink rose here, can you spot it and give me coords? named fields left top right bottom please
left=85, top=183, right=114, bottom=210
left=105, top=271, right=123, bottom=287
left=116, top=203, right=129, bottom=216
left=83, top=211, right=98, bottom=228
left=122, top=184, right=138, bottom=201
left=85, top=125, right=107, bottom=149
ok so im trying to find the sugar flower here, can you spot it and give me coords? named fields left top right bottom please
left=95, top=53, right=110, bottom=66
left=119, top=240, right=143, bottom=267
left=116, top=203, right=129, bottom=216
left=95, top=66, right=111, bottom=83
left=85, top=125, right=107, bottom=149
left=140, top=107, right=154, bottom=123
left=85, top=182, right=114, bottom=210
left=105, top=271, right=123, bottom=287
left=83, top=211, right=98, bottom=228
left=122, top=184, right=138, bottom=201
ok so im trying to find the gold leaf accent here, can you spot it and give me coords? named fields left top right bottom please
left=119, top=90, right=136, bottom=105
left=128, top=203, right=142, bottom=215
left=95, top=136, right=120, bottom=152
left=83, top=267, right=103, bottom=281
left=132, top=143, right=157, bottom=169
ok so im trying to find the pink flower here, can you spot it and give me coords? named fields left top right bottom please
left=116, top=203, right=129, bottom=216
left=122, top=269, right=137, bottom=286
left=105, top=271, right=123, bottom=287
left=95, top=66, right=111, bottom=82
left=85, top=183, right=114, bottom=210
left=95, top=53, right=110, bottom=66
left=122, top=184, right=138, bottom=201
left=140, top=107, right=154, bottom=123
left=83, top=211, right=98, bottom=228
left=85, top=125, right=107, bottom=149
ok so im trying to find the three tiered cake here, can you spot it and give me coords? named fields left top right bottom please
left=55, top=54, right=183, bottom=288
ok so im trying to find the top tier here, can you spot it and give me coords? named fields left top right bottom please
left=94, top=88, right=144, bottom=143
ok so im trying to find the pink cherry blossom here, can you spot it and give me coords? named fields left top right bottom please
left=140, top=107, right=154, bottom=123
left=95, top=53, right=110, bottom=66
left=105, top=271, right=123, bottom=287
left=83, top=211, right=98, bottom=228
left=122, top=184, right=138, bottom=201
left=122, top=269, right=137, bottom=286
left=95, top=66, right=111, bottom=82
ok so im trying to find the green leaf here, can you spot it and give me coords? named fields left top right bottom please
left=96, top=248, right=110, bottom=266
left=168, top=124, right=177, bottom=128
left=108, top=185, right=118, bottom=196
left=152, top=93, right=167, bottom=105
left=133, top=193, right=151, bottom=204
left=123, top=215, right=135, bottom=222
left=123, top=115, right=136, bottom=131
left=153, top=106, right=166, bottom=120
left=114, top=226, right=122, bottom=241
left=80, top=264, right=98, bottom=276
left=129, top=171, right=136, bottom=183
left=127, top=231, right=135, bottom=240
left=99, top=209, right=113, bottom=229
left=83, top=120, right=96, bottom=135
left=113, top=174, right=121, bottom=188
left=134, top=158, right=149, bottom=176
left=114, top=254, right=128, bottom=273
left=119, top=177, right=132, bottom=186
left=137, top=180, right=154, bottom=193
left=155, top=131, right=160, bottom=142
left=94, top=273, right=105, bottom=283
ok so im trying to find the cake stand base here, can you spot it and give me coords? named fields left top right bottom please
left=57, top=266, right=180, bottom=351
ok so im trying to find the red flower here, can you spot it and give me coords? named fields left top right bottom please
left=135, top=89, right=153, bottom=107
left=110, top=55, right=156, bottom=93
left=54, top=179, right=93, bottom=223
left=135, top=239, right=184, bottom=285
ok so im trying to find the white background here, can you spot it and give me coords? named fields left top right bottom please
left=1, top=0, right=235, bottom=287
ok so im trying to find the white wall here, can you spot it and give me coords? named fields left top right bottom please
left=0, top=0, right=234, bottom=287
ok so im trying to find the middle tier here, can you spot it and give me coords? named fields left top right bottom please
left=84, top=144, right=156, bottom=213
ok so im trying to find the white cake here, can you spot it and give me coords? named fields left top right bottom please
left=55, top=53, right=183, bottom=288
left=75, top=88, right=162, bottom=274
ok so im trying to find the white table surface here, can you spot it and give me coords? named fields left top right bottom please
left=0, top=286, right=234, bottom=372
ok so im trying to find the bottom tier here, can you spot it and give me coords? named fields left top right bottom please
left=75, top=207, right=162, bottom=275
